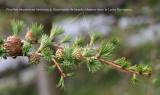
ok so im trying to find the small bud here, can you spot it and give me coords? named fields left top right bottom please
left=55, top=49, right=63, bottom=59
left=29, top=52, right=40, bottom=64
left=96, top=48, right=100, bottom=52
left=25, top=31, right=37, bottom=43
left=73, top=50, right=83, bottom=61
left=131, top=74, right=138, bottom=84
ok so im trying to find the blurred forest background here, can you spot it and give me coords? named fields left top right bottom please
left=0, top=0, right=160, bottom=95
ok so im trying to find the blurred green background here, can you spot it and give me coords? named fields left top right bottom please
left=0, top=0, right=160, bottom=95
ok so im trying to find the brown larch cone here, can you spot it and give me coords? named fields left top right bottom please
left=29, top=52, right=40, bottom=64
left=25, top=31, right=37, bottom=43
left=55, top=49, right=63, bottom=59
left=73, top=50, right=83, bottom=61
left=3, top=36, right=22, bottom=56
